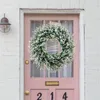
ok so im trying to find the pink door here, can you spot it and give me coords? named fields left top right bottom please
left=24, top=14, right=79, bottom=100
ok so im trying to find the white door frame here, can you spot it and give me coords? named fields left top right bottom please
left=19, top=8, right=85, bottom=100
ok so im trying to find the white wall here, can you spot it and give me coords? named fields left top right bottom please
left=84, top=0, right=100, bottom=100
left=0, top=0, right=100, bottom=100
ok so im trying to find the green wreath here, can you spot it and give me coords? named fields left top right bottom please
left=30, top=23, right=74, bottom=70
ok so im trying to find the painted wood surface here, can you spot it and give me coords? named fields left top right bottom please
left=24, top=14, right=79, bottom=100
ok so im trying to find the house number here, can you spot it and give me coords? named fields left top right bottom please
left=62, top=92, right=68, bottom=100
left=37, top=92, right=68, bottom=100
left=50, top=92, right=54, bottom=100
left=37, top=92, right=42, bottom=100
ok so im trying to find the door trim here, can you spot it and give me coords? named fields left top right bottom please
left=19, top=8, right=85, bottom=100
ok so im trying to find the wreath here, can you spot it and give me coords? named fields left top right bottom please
left=30, top=22, right=74, bottom=70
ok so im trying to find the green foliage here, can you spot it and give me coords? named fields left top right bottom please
left=30, top=23, right=74, bottom=70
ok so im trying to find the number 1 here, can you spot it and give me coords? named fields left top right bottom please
left=50, top=92, right=54, bottom=100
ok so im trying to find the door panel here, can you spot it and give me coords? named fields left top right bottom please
left=24, top=14, right=79, bottom=100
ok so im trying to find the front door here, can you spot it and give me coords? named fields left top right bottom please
left=24, top=14, right=79, bottom=100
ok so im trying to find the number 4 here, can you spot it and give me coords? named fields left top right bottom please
left=62, top=92, right=68, bottom=100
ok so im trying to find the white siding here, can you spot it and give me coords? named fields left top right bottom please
left=0, top=0, right=82, bottom=8
left=0, top=0, right=100, bottom=100
left=84, top=0, right=100, bottom=100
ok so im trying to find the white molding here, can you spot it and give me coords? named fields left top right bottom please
left=79, top=11, right=85, bottom=100
left=19, top=8, right=85, bottom=100
left=20, top=8, right=84, bottom=14
left=19, top=10, right=24, bottom=100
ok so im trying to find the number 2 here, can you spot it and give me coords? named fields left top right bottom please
left=62, top=92, right=68, bottom=100
left=37, top=92, right=42, bottom=100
